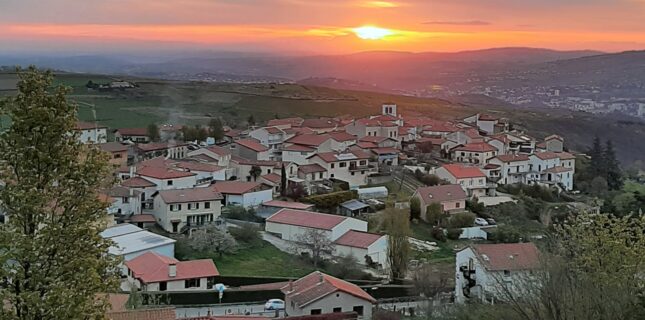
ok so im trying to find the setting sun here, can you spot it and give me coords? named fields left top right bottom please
left=352, top=26, right=394, bottom=40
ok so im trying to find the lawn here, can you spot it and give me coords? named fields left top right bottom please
left=410, top=222, right=471, bottom=264
left=212, top=242, right=316, bottom=278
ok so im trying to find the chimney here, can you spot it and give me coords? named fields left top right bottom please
left=318, top=272, right=323, bottom=284
left=288, top=280, right=293, bottom=292
left=169, top=263, right=177, bottom=277
left=129, top=165, right=136, bottom=177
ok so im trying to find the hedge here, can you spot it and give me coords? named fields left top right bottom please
left=303, top=190, right=358, bottom=209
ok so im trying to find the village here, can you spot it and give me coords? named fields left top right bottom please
left=63, top=101, right=583, bottom=319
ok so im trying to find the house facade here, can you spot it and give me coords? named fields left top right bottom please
left=333, top=230, right=388, bottom=268
left=213, top=181, right=273, bottom=208
left=125, top=252, right=219, bottom=292
left=76, top=121, right=108, bottom=144
left=412, top=184, right=468, bottom=221
left=265, top=209, right=368, bottom=242
left=307, top=150, right=375, bottom=188
left=435, top=164, right=490, bottom=198
left=153, top=188, right=223, bottom=233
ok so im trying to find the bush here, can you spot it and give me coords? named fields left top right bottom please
left=425, top=202, right=443, bottom=225
left=410, top=197, right=421, bottom=221
left=447, top=228, right=462, bottom=240
left=222, top=206, right=262, bottom=222
left=489, top=225, right=523, bottom=243
left=466, top=198, right=486, bottom=215
left=228, top=224, right=262, bottom=246
left=449, top=212, right=476, bottom=228
left=303, top=190, right=357, bottom=210
left=431, top=227, right=446, bottom=242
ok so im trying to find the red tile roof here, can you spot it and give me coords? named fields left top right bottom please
left=108, top=307, right=176, bottom=320
left=266, top=209, right=346, bottom=230
left=125, top=252, right=219, bottom=284
left=355, top=141, right=378, bottom=149
left=283, top=144, right=316, bottom=152
left=415, top=184, right=467, bottom=204
left=230, top=155, right=278, bottom=167
left=260, top=173, right=282, bottom=184
left=301, top=118, right=337, bottom=129
left=358, top=136, right=390, bottom=143
left=544, top=134, right=563, bottom=141
left=129, top=214, right=157, bottom=223
left=282, top=271, right=376, bottom=307
left=205, top=145, right=232, bottom=157
left=158, top=187, right=222, bottom=203
left=298, top=164, right=327, bottom=174
left=533, top=152, right=560, bottom=160
left=471, top=243, right=540, bottom=271
left=441, top=164, right=486, bottom=179
left=265, top=126, right=284, bottom=134
left=329, top=131, right=357, bottom=142
left=236, top=139, right=269, bottom=152
left=115, top=128, right=148, bottom=136
left=137, top=166, right=196, bottom=180
left=483, top=163, right=501, bottom=170
left=99, top=142, right=129, bottom=153
left=175, top=161, right=225, bottom=172
left=557, top=152, right=576, bottom=160
left=495, top=154, right=530, bottom=162
left=212, top=181, right=267, bottom=195
left=453, top=142, right=497, bottom=153
left=267, top=117, right=304, bottom=127
left=371, top=147, right=399, bottom=155
left=262, top=200, right=313, bottom=210
left=333, top=230, right=383, bottom=249
left=478, top=114, right=499, bottom=121
left=286, top=134, right=333, bottom=146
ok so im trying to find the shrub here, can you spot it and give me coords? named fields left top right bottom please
left=466, top=198, right=486, bottom=215
left=410, top=197, right=421, bottom=221
left=447, top=228, right=462, bottom=240
left=431, top=227, right=446, bottom=242
left=489, top=225, right=523, bottom=243
left=303, top=190, right=357, bottom=210
left=222, top=206, right=262, bottom=222
left=425, top=202, right=444, bottom=225
left=449, top=212, right=476, bottom=228
left=228, top=224, right=262, bottom=246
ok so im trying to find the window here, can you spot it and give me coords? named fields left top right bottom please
left=122, top=197, right=129, bottom=204
left=195, top=203, right=200, bottom=209
left=319, top=172, right=323, bottom=179
left=351, top=172, right=355, bottom=176
left=331, top=163, right=335, bottom=169
left=188, top=203, right=192, bottom=210
left=114, top=153, right=122, bottom=159
left=185, top=278, right=200, bottom=288
left=330, top=174, right=335, bottom=178
left=204, top=202, right=211, bottom=209
left=333, top=307, right=342, bottom=313
left=353, top=306, right=364, bottom=316
left=503, top=270, right=511, bottom=277
left=456, top=202, right=460, bottom=208
left=339, top=162, right=347, bottom=168
left=159, top=282, right=167, bottom=291
left=360, top=160, right=367, bottom=166
left=310, top=309, right=322, bottom=315
left=167, top=180, right=174, bottom=186
left=177, top=204, right=182, bottom=211
left=169, top=204, right=175, bottom=211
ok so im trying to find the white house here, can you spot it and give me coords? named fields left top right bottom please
left=265, top=209, right=367, bottom=242
left=153, top=187, right=223, bottom=233
left=101, top=224, right=176, bottom=274
left=135, top=142, right=188, bottom=160
left=284, top=134, right=344, bottom=153
left=125, top=251, right=219, bottom=292
left=282, top=144, right=317, bottom=165
left=106, top=186, right=142, bottom=218
left=450, top=142, right=498, bottom=165
left=282, top=271, right=376, bottom=319
left=333, top=230, right=388, bottom=269
left=528, top=152, right=576, bottom=191
left=186, top=145, right=232, bottom=167
left=307, top=149, right=376, bottom=188
left=173, top=161, right=226, bottom=184
left=120, top=176, right=158, bottom=210
left=234, top=138, right=272, bottom=161
left=114, top=128, right=150, bottom=143
left=412, top=184, right=468, bottom=221
left=435, top=164, right=490, bottom=198
left=213, top=181, right=273, bottom=208
left=455, top=243, right=540, bottom=304
left=135, top=166, right=197, bottom=191
left=75, top=121, right=108, bottom=144
left=488, top=154, right=531, bottom=185
left=249, top=126, right=293, bottom=152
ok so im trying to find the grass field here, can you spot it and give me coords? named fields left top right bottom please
left=212, top=242, right=315, bottom=277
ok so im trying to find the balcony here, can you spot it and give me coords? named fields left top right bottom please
left=349, top=164, right=376, bottom=172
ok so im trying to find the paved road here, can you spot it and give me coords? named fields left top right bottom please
left=174, top=300, right=430, bottom=318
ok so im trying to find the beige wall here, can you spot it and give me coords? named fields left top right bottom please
left=286, top=291, right=373, bottom=319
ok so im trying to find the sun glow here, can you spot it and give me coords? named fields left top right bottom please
left=352, top=26, right=394, bottom=40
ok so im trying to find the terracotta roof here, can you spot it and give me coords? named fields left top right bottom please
left=416, top=137, right=446, bottom=145
left=288, top=127, right=316, bottom=135
left=76, top=121, right=107, bottom=130
left=333, top=230, right=383, bottom=249
left=286, top=134, right=333, bottom=146
left=453, top=142, right=497, bottom=153
left=441, top=164, right=486, bottom=179
left=129, top=214, right=157, bottom=223
left=282, top=271, right=376, bottom=307
left=463, top=128, right=481, bottom=139
left=423, top=122, right=459, bottom=133
left=137, top=166, right=195, bottom=179
left=205, top=145, right=232, bottom=157
left=266, top=209, right=346, bottom=230
left=544, top=134, right=563, bottom=141
left=213, top=181, right=267, bottom=195
left=136, top=142, right=186, bottom=152
left=329, top=131, right=357, bottom=142
left=175, top=161, right=225, bottom=172
left=264, top=126, right=284, bottom=134
left=125, top=252, right=219, bottom=284
left=471, top=243, right=540, bottom=271
left=301, top=118, right=337, bottom=129
left=115, top=128, right=148, bottom=136
left=483, top=164, right=501, bottom=170
left=543, top=166, right=573, bottom=173
left=99, top=142, right=128, bottom=153
left=262, top=200, right=313, bottom=210
left=267, top=117, right=304, bottom=127
left=298, top=164, right=327, bottom=174
left=187, top=154, right=219, bottom=163
left=489, top=134, right=511, bottom=144
left=415, top=184, right=467, bottom=204
left=224, top=129, right=242, bottom=138
left=159, top=124, right=183, bottom=132
left=557, top=152, right=576, bottom=160
left=230, top=155, right=278, bottom=167
left=478, top=114, right=499, bottom=121
left=533, top=152, right=560, bottom=160
left=236, top=139, right=269, bottom=152
left=358, top=136, right=390, bottom=143
left=356, top=118, right=397, bottom=127
left=158, top=188, right=222, bottom=203
left=370, top=114, right=398, bottom=121
left=107, top=307, right=176, bottom=320
left=120, top=177, right=156, bottom=188
left=355, top=141, right=378, bottom=149
left=261, top=173, right=282, bottom=184
left=283, top=144, right=316, bottom=152
left=495, top=154, right=530, bottom=162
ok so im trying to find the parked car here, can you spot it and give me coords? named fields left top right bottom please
left=264, top=299, right=285, bottom=310
left=486, top=218, right=497, bottom=225
left=474, top=218, right=489, bottom=226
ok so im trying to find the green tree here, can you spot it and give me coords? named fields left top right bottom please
left=603, top=140, right=623, bottom=190
left=208, top=118, right=224, bottom=141
left=409, top=196, right=421, bottom=221
left=147, top=123, right=160, bottom=142
left=249, top=165, right=262, bottom=182
left=280, top=164, right=287, bottom=196
left=0, top=67, right=120, bottom=319
left=247, top=114, right=256, bottom=127
left=449, top=212, right=476, bottom=228
left=589, top=135, right=605, bottom=178
left=383, top=208, right=411, bottom=279
left=425, top=202, right=443, bottom=226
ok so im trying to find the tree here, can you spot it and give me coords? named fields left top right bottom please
left=280, top=164, right=287, bottom=196
left=0, top=67, right=120, bottom=319
left=410, top=264, right=449, bottom=298
left=247, top=114, right=256, bottom=127
left=286, top=183, right=307, bottom=200
left=147, top=123, right=160, bottom=142
left=449, top=212, right=476, bottom=228
left=208, top=118, right=224, bottom=141
left=249, top=165, right=262, bottom=182
left=383, top=208, right=411, bottom=279
left=589, top=176, right=608, bottom=196
left=417, top=140, right=433, bottom=154
left=327, top=254, right=363, bottom=279
left=588, top=135, right=605, bottom=178
left=604, top=140, right=623, bottom=190
left=188, top=225, right=237, bottom=258
left=425, top=202, right=443, bottom=225
left=409, top=196, right=421, bottom=221
left=294, top=229, right=334, bottom=267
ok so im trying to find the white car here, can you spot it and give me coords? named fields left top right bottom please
left=474, top=217, right=489, bottom=226
left=264, top=299, right=285, bottom=310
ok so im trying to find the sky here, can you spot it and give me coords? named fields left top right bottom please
left=2, top=0, right=645, bottom=54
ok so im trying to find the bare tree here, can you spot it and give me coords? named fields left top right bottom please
left=383, top=208, right=411, bottom=279
left=411, top=265, right=450, bottom=298
left=188, top=224, right=237, bottom=258
left=294, top=229, right=334, bottom=267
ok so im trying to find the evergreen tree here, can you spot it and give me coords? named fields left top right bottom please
left=0, top=67, right=120, bottom=319
left=603, top=140, right=623, bottom=190
left=588, top=135, right=605, bottom=178
left=383, top=208, right=411, bottom=279
left=280, top=163, right=287, bottom=196
left=208, top=118, right=224, bottom=141
left=247, top=114, right=256, bottom=127
left=147, top=123, right=160, bottom=142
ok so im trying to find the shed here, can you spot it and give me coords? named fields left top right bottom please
left=339, top=199, right=371, bottom=217
left=356, top=186, right=388, bottom=200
